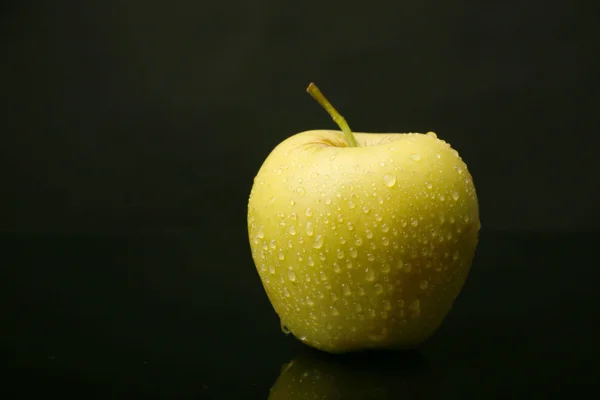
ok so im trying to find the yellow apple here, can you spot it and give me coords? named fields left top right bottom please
left=247, top=83, right=480, bottom=353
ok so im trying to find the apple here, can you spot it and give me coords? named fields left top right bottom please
left=247, top=83, right=480, bottom=353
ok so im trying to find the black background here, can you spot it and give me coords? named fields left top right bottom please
left=2, top=0, right=599, bottom=397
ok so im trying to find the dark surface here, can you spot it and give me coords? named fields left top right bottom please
left=3, top=230, right=599, bottom=397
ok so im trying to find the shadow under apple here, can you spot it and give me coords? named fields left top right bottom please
left=267, top=347, right=437, bottom=400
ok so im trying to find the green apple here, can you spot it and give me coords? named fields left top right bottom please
left=247, top=83, right=480, bottom=353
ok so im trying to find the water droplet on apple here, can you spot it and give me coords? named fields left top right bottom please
left=319, top=252, right=326, bottom=261
left=281, top=323, right=290, bottom=334
left=306, top=297, right=314, bottom=306
left=295, top=187, right=305, bottom=196
left=374, top=284, right=384, bottom=294
left=332, top=307, right=340, bottom=316
left=409, top=154, right=421, bottom=161
left=305, top=222, right=314, bottom=236
left=439, top=194, right=445, bottom=201
left=283, top=287, right=290, bottom=297
left=449, top=216, right=456, bottom=224
left=425, top=181, right=433, bottom=189
left=368, top=309, right=376, bottom=318
left=278, top=252, right=284, bottom=260
left=381, top=224, right=389, bottom=233
left=287, top=270, right=296, bottom=281
left=426, top=131, right=437, bottom=138
left=347, top=222, right=354, bottom=231
left=290, top=199, right=295, bottom=206
left=397, top=260, right=404, bottom=269
left=355, top=303, right=363, bottom=312
left=435, top=153, right=441, bottom=159
left=269, top=264, right=275, bottom=274
left=342, top=285, right=352, bottom=296
left=368, top=253, right=375, bottom=262
left=401, top=220, right=407, bottom=228
left=325, top=198, right=331, bottom=205
left=256, top=226, right=264, bottom=239
left=313, top=235, right=323, bottom=249
left=349, top=247, right=358, bottom=259
left=383, top=174, right=396, bottom=187
left=420, top=280, right=429, bottom=289
left=365, top=269, right=375, bottom=281
left=464, top=214, right=470, bottom=223
left=333, top=263, right=341, bottom=273
left=383, top=300, right=392, bottom=311
left=411, top=218, right=419, bottom=227
left=355, top=236, right=363, bottom=246
left=290, top=212, right=297, bottom=220
left=336, top=250, right=344, bottom=259
left=453, top=250, right=460, bottom=260
left=305, top=208, right=313, bottom=217
left=382, top=237, right=389, bottom=246
left=307, top=257, right=315, bottom=267
left=409, top=299, right=421, bottom=316
left=362, top=206, right=370, bottom=213
left=289, top=225, right=296, bottom=235
left=375, top=214, right=382, bottom=222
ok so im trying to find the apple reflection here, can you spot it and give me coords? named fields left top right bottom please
left=268, top=349, right=436, bottom=400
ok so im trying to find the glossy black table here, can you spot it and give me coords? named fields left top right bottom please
left=3, top=230, right=598, bottom=397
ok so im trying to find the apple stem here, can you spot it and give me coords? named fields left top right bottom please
left=306, top=83, right=359, bottom=147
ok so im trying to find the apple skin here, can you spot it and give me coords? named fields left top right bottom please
left=248, top=130, right=480, bottom=353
